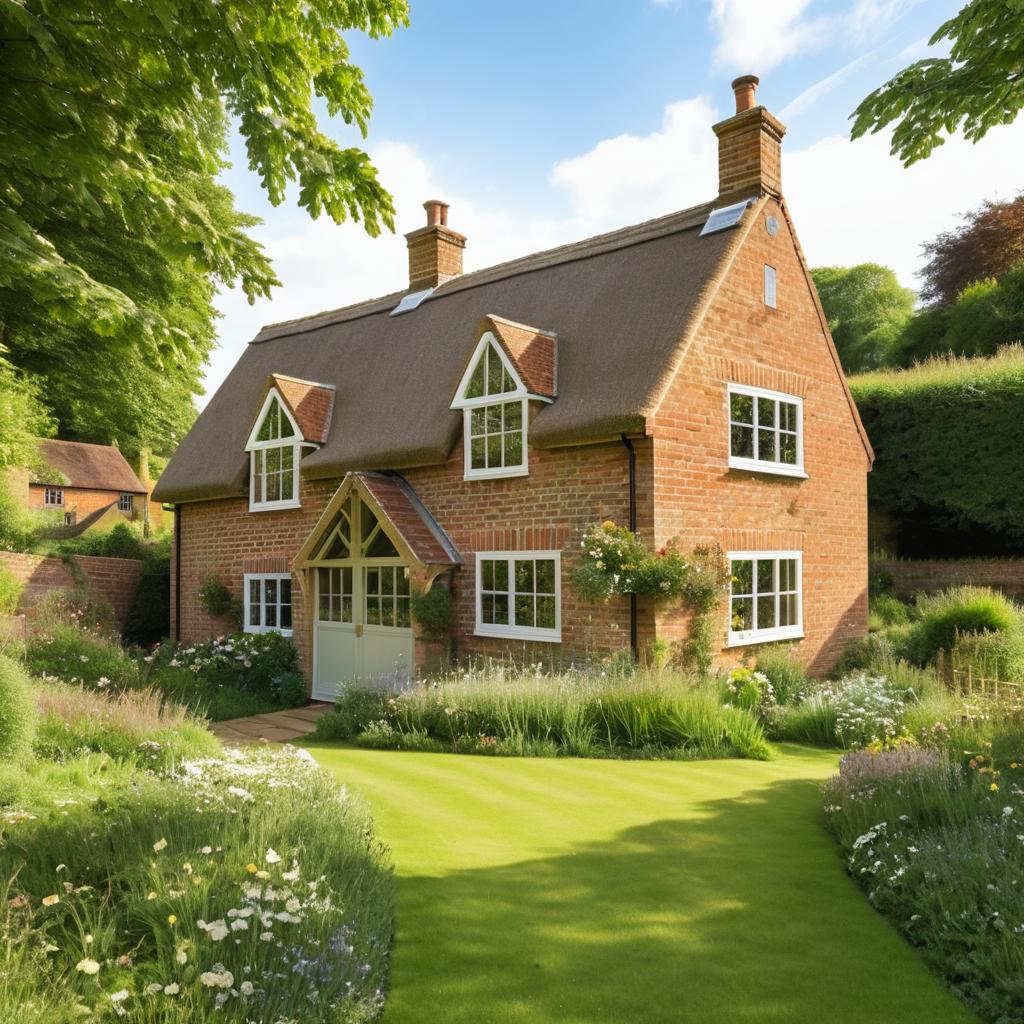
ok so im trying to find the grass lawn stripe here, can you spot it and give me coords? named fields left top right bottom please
left=308, top=743, right=978, bottom=1024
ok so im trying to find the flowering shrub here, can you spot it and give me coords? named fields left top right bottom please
left=824, top=674, right=907, bottom=748
left=823, top=737, right=1024, bottom=1023
left=723, top=667, right=777, bottom=724
left=26, top=623, right=141, bottom=691
left=0, top=744, right=394, bottom=1022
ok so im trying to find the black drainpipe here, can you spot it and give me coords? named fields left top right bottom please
left=620, top=434, right=638, bottom=662
left=173, top=504, right=182, bottom=643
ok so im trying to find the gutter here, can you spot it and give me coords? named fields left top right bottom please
left=620, top=434, right=638, bottom=662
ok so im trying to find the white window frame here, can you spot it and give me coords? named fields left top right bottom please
left=44, top=486, right=64, bottom=507
left=764, top=265, right=777, bottom=309
left=451, top=331, right=549, bottom=481
left=727, top=383, right=806, bottom=479
left=118, top=493, right=134, bottom=512
left=243, top=572, right=294, bottom=637
left=474, top=550, right=561, bottom=643
left=245, top=388, right=306, bottom=512
left=727, top=550, right=803, bottom=647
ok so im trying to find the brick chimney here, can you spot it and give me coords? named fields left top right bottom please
left=404, top=199, right=466, bottom=291
left=712, top=75, right=786, bottom=205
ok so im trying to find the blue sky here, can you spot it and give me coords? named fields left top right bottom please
left=207, top=0, right=1023, bottom=401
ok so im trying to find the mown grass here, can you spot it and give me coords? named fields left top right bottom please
left=308, top=743, right=976, bottom=1024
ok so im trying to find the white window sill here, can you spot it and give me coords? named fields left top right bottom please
left=727, top=626, right=803, bottom=648
left=474, top=626, right=561, bottom=644
left=243, top=626, right=294, bottom=638
left=464, top=467, right=529, bottom=482
left=728, top=458, right=807, bottom=479
left=249, top=500, right=302, bottom=513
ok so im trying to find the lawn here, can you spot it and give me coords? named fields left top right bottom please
left=307, top=743, right=978, bottom=1024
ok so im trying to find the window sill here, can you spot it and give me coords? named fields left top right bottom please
left=243, top=626, right=294, bottom=638
left=249, top=500, right=302, bottom=513
left=464, top=467, right=529, bottom=482
left=728, top=458, right=807, bottom=480
left=727, top=626, right=803, bottom=648
left=474, top=626, right=561, bottom=644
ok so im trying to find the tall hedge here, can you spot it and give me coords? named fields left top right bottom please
left=849, top=346, right=1024, bottom=555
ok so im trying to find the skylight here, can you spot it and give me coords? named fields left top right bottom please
left=390, top=287, right=434, bottom=317
left=699, top=198, right=755, bottom=237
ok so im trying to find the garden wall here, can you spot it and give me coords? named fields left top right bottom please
left=0, top=551, right=141, bottom=628
left=878, top=558, right=1024, bottom=600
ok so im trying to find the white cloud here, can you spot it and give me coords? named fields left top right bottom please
left=709, top=0, right=827, bottom=72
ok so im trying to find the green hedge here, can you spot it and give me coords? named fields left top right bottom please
left=850, top=345, right=1024, bottom=554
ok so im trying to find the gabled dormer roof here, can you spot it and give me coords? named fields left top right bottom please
left=267, top=374, right=335, bottom=445
left=480, top=316, right=556, bottom=400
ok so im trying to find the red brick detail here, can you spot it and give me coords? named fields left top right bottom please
left=0, top=551, right=141, bottom=629
left=27, top=485, right=144, bottom=525
left=879, top=559, right=1024, bottom=600
left=242, top=556, right=290, bottom=574
left=269, top=375, right=334, bottom=443
left=483, top=316, right=557, bottom=398
left=405, top=224, right=466, bottom=291
left=712, top=106, right=786, bottom=204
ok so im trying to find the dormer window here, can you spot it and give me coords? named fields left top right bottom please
left=246, top=391, right=302, bottom=511
left=452, top=336, right=529, bottom=480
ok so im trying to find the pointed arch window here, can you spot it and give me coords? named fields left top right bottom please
left=451, top=334, right=529, bottom=480
left=246, top=390, right=303, bottom=511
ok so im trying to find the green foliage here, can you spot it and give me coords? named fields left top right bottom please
left=122, top=548, right=171, bottom=646
left=410, top=582, right=453, bottom=641
left=26, top=624, right=141, bottom=690
left=0, top=742, right=393, bottom=1022
left=909, top=586, right=1019, bottom=665
left=199, top=575, right=243, bottom=626
left=0, top=477, right=39, bottom=552
left=0, top=567, right=22, bottom=615
left=1, top=0, right=408, bottom=457
left=0, top=362, right=54, bottom=471
left=849, top=346, right=1024, bottom=552
left=753, top=646, right=810, bottom=705
left=315, top=669, right=772, bottom=761
left=851, top=0, right=1024, bottom=166
left=870, top=593, right=911, bottom=629
left=811, top=264, right=916, bottom=372
left=0, top=655, right=37, bottom=761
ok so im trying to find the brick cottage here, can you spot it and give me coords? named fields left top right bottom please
left=155, top=76, right=873, bottom=697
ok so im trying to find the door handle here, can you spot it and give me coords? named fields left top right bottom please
left=355, top=623, right=364, bottom=639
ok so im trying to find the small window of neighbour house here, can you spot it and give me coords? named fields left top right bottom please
left=243, top=573, right=293, bottom=636
left=452, top=336, right=529, bottom=480
left=728, top=552, right=802, bottom=646
left=247, top=392, right=302, bottom=511
left=64, top=512, right=74, bottom=527
left=118, top=494, right=133, bottom=512
left=727, top=384, right=805, bottom=478
left=44, top=487, right=64, bottom=507
left=475, top=552, right=560, bottom=642
left=764, top=265, right=777, bottom=308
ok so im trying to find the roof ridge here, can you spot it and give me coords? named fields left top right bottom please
left=252, top=198, right=716, bottom=344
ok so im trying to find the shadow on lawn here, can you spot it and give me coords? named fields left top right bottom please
left=381, top=775, right=976, bottom=1024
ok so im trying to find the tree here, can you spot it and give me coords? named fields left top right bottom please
left=919, top=192, right=1024, bottom=306
left=811, top=264, right=916, bottom=373
left=0, top=0, right=408, bottom=456
left=851, top=0, right=1024, bottom=165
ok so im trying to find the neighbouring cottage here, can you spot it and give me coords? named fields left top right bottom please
left=155, top=76, right=872, bottom=695
left=20, top=440, right=161, bottom=534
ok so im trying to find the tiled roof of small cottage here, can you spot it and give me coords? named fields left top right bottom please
left=155, top=199, right=742, bottom=503
left=34, top=440, right=147, bottom=494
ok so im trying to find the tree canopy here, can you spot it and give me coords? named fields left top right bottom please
left=919, top=192, right=1024, bottom=306
left=0, top=0, right=408, bottom=458
left=851, top=0, right=1024, bottom=165
left=810, top=264, right=916, bottom=373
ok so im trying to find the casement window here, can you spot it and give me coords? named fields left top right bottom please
left=451, top=335, right=531, bottom=480
left=246, top=391, right=303, bottom=511
left=764, top=265, right=777, bottom=308
left=118, top=494, right=133, bottom=512
left=727, top=384, right=805, bottom=478
left=728, top=551, right=802, bottom=646
left=243, top=573, right=293, bottom=636
left=475, top=551, right=560, bottom=642
left=44, top=487, right=64, bottom=507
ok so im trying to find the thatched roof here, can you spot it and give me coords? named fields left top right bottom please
left=156, top=200, right=740, bottom=503
left=34, top=440, right=147, bottom=494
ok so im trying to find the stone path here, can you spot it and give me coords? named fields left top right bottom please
left=210, top=702, right=331, bottom=744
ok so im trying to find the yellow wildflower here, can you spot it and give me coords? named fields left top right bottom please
left=245, top=863, right=258, bottom=874
left=990, top=783, right=999, bottom=792
left=167, top=914, right=177, bottom=925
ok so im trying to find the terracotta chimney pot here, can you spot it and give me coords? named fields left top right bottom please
left=731, top=75, right=760, bottom=113
left=405, top=199, right=465, bottom=291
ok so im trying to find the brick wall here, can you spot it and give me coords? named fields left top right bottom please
left=28, top=484, right=141, bottom=525
left=879, top=559, right=1024, bottom=600
left=649, top=197, right=870, bottom=676
left=0, top=551, right=142, bottom=628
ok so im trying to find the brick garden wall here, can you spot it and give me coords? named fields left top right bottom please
left=649, top=197, right=870, bottom=677
left=0, top=551, right=142, bottom=628
left=879, top=559, right=1024, bottom=600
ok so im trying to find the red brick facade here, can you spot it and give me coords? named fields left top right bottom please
left=27, top=483, right=143, bottom=525
left=171, top=195, right=868, bottom=684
